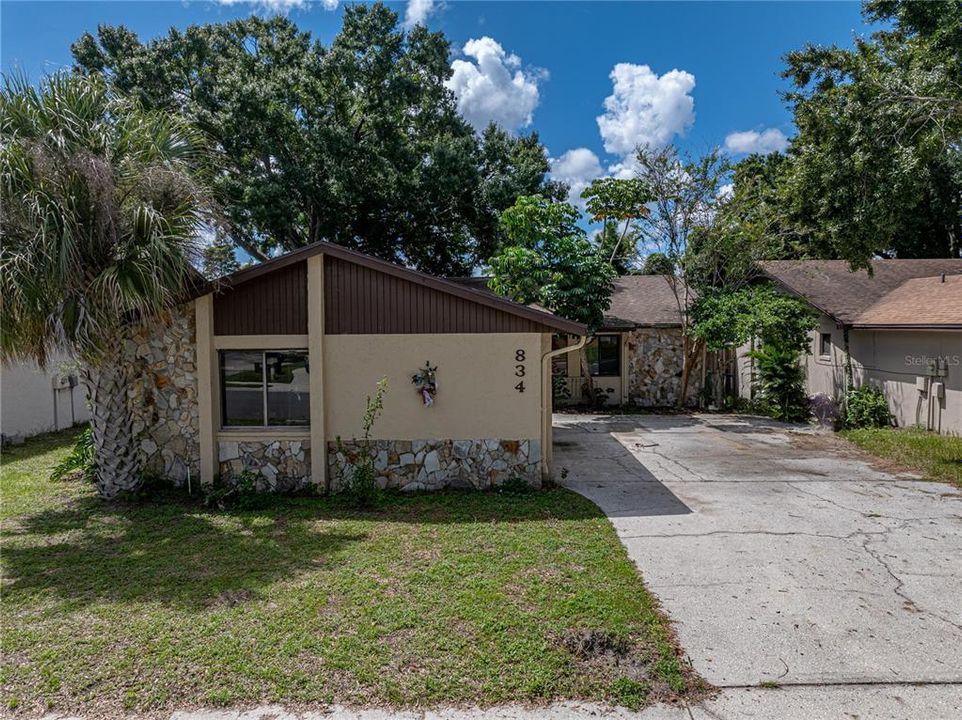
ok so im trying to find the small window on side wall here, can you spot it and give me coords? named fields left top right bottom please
left=819, top=333, right=832, bottom=359
left=221, top=350, right=310, bottom=428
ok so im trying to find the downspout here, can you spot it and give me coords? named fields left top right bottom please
left=842, top=325, right=853, bottom=416
left=541, top=335, right=587, bottom=481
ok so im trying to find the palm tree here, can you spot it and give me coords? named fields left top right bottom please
left=1, top=73, right=211, bottom=499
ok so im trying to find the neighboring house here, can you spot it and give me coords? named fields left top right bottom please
left=451, top=275, right=708, bottom=408
left=744, top=259, right=962, bottom=435
left=553, top=276, right=706, bottom=407
left=127, top=241, right=585, bottom=492
left=1, top=356, right=90, bottom=443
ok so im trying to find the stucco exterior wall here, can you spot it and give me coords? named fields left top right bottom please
left=0, top=355, right=90, bottom=440
left=746, top=311, right=961, bottom=434
left=323, top=333, right=544, bottom=441
left=849, top=329, right=961, bottom=434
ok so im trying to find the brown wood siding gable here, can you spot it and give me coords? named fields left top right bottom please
left=324, top=256, right=547, bottom=334
left=214, top=261, right=308, bottom=335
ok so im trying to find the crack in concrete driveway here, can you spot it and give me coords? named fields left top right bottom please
left=554, top=412, right=962, bottom=718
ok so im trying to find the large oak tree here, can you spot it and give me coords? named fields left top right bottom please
left=72, top=4, right=558, bottom=275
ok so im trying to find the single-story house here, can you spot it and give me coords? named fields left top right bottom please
left=740, top=259, right=962, bottom=435
left=128, top=241, right=585, bottom=492
left=1, top=355, right=90, bottom=443
left=451, top=275, right=708, bottom=408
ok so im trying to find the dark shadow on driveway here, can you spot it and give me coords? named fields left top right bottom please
left=554, top=424, right=692, bottom=518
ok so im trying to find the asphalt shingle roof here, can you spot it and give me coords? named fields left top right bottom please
left=758, top=259, right=962, bottom=327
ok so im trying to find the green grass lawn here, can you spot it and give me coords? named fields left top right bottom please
left=0, top=430, right=704, bottom=716
left=840, top=426, right=962, bottom=488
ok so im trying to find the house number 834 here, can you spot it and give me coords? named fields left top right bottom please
left=514, top=349, right=526, bottom=392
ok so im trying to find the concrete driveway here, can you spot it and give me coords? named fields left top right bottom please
left=555, top=412, right=962, bottom=717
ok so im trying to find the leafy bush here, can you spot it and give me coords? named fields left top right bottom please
left=747, top=342, right=809, bottom=421
left=203, top=470, right=268, bottom=510
left=551, top=373, right=572, bottom=409
left=49, top=426, right=95, bottom=482
left=496, top=476, right=535, bottom=495
left=845, top=385, right=891, bottom=429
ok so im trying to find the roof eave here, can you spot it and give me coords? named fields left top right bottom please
left=850, top=323, right=962, bottom=331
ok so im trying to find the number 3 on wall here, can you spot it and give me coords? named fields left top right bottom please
left=514, top=349, right=526, bottom=392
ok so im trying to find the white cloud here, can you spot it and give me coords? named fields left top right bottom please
left=717, top=183, right=734, bottom=200
left=403, top=0, right=439, bottom=28
left=445, top=37, right=542, bottom=133
left=724, top=128, right=788, bottom=155
left=596, top=63, right=695, bottom=157
left=217, top=0, right=337, bottom=15
left=549, top=148, right=604, bottom=206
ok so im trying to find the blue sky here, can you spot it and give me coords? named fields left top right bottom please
left=2, top=1, right=876, bottom=200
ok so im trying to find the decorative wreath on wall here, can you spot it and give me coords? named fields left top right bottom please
left=411, top=361, right=438, bottom=407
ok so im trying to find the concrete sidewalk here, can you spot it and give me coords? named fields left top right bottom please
left=35, top=683, right=962, bottom=719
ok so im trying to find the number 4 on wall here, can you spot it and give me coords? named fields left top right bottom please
left=515, top=380, right=525, bottom=393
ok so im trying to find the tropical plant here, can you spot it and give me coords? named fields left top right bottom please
left=49, top=426, right=96, bottom=483
left=1, top=72, right=211, bottom=499
left=747, top=342, right=809, bottom=421
left=845, top=385, right=892, bottom=429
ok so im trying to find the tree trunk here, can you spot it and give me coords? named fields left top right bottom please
left=579, top=344, right=596, bottom=406
left=82, top=361, right=143, bottom=500
left=677, top=335, right=704, bottom=409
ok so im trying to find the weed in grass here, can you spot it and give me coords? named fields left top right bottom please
left=610, top=677, right=651, bottom=710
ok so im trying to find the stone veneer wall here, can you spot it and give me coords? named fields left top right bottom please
left=625, top=328, right=702, bottom=407
left=218, top=439, right=312, bottom=492
left=127, top=305, right=200, bottom=485
left=328, top=438, right=541, bottom=492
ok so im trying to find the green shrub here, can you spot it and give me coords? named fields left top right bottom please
left=338, top=377, right=388, bottom=508
left=747, top=342, right=809, bottom=421
left=203, top=470, right=268, bottom=510
left=551, top=373, right=572, bottom=409
left=845, top=385, right=892, bottom=429
left=496, top=476, right=535, bottom=495
left=49, top=426, right=95, bottom=482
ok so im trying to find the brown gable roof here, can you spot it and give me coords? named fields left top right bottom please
left=447, top=274, right=687, bottom=330
left=758, top=259, right=962, bottom=326
left=604, top=275, right=686, bottom=329
left=195, top=241, right=587, bottom=336
left=853, top=275, right=962, bottom=329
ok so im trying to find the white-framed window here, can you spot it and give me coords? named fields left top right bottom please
left=220, top=350, right=310, bottom=428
